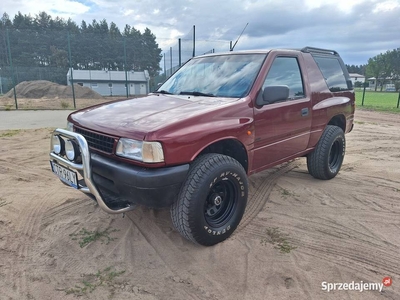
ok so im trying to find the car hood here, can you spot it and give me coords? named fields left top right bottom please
left=69, top=94, right=240, bottom=140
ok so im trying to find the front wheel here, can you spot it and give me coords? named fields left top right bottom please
left=307, top=125, right=345, bottom=180
left=171, top=154, right=248, bottom=246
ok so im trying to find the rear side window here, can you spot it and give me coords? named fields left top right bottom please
left=313, top=56, right=350, bottom=92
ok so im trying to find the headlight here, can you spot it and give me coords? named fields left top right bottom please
left=52, top=135, right=64, bottom=154
left=66, top=121, right=74, bottom=132
left=65, top=139, right=81, bottom=162
left=116, top=138, right=164, bottom=163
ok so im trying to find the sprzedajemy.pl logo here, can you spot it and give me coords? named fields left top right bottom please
left=322, top=277, right=392, bottom=293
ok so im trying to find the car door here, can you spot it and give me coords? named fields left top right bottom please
left=252, top=54, right=312, bottom=173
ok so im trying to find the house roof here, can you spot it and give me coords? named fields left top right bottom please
left=67, top=69, right=150, bottom=82
left=367, top=76, right=395, bottom=80
left=349, top=73, right=365, bottom=78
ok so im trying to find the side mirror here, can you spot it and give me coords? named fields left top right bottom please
left=256, top=85, right=289, bottom=106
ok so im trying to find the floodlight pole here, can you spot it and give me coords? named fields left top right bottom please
left=6, top=29, right=17, bottom=109
left=67, top=32, right=76, bottom=109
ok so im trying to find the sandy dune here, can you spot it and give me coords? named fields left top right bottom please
left=0, top=110, right=399, bottom=299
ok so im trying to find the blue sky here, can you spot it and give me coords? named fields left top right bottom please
left=1, top=0, right=400, bottom=65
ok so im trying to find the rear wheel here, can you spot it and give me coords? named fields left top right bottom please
left=171, top=154, right=248, bottom=246
left=307, top=125, right=345, bottom=180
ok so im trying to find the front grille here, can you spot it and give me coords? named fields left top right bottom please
left=75, top=127, right=115, bottom=154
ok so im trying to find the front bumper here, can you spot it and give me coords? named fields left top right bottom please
left=49, top=129, right=189, bottom=213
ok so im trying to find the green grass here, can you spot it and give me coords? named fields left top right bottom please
left=355, top=90, right=400, bottom=112
left=0, top=199, right=11, bottom=208
left=69, top=227, right=119, bottom=248
left=260, top=227, right=297, bottom=253
left=65, top=266, right=126, bottom=296
left=60, top=100, right=69, bottom=109
left=279, top=187, right=296, bottom=198
left=0, top=130, right=21, bottom=138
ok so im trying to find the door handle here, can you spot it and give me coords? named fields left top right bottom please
left=301, top=108, right=309, bottom=117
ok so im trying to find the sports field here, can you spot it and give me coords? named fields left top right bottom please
left=355, top=90, right=400, bottom=112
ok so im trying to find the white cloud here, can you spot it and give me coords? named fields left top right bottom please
left=305, top=0, right=366, bottom=12
left=373, top=0, right=400, bottom=12
left=1, top=0, right=400, bottom=65
left=4, top=0, right=90, bottom=18
left=123, top=9, right=135, bottom=17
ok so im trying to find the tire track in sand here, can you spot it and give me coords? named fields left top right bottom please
left=126, top=210, right=220, bottom=300
left=237, top=160, right=300, bottom=232
left=6, top=187, right=58, bottom=298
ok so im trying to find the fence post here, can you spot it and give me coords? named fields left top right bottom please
left=361, top=82, right=367, bottom=106
left=6, top=29, right=18, bottom=109
left=67, top=32, right=76, bottom=109
left=192, top=25, right=195, bottom=57
left=0, top=68, right=2, bottom=95
left=124, top=37, right=129, bottom=98
left=170, top=47, right=172, bottom=75
left=178, top=38, right=182, bottom=67
left=397, top=91, right=400, bottom=109
left=163, top=53, right=166, bottom=80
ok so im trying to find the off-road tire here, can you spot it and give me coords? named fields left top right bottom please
left=171, top=154, right=248, bottom=246
left=307, top=125, right=345, bottom=180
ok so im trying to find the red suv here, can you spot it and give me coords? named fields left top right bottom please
left=50, top=47, right=355, bottom=246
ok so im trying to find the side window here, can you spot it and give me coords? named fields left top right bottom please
left=313, top=56, right=350, bottom=92
left=263, top=57, right=305, bottom=100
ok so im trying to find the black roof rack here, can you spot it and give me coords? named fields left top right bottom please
left=301, top=46, right=338, bottom=55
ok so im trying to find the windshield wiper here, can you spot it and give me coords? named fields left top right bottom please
left=157, top=90, right=174, bottom=95
left=179, top=91, right=215, bottom=97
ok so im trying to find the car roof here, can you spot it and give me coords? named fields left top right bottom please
left=195, top=46, right=338, bottom=58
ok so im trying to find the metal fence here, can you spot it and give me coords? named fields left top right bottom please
left=0, top=28, right=157, bottom=109
left=0, top=25, right=232, bottom=110
left=154, top=26, right=231, bottom=88
left=153, top=27, right=196, bottom=88
left=356, top=86, right=400, bottom=109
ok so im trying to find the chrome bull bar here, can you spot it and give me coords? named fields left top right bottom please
left=49, top=128, right=135, bottom=214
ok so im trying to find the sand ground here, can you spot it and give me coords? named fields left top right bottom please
left=0, top=110, right=399, bottom=300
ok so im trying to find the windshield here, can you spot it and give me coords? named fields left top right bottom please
left=158, top=54, right=266, bottom=98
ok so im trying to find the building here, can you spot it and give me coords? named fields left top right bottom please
left=349, top=73, right=365, bottom=87
left=67, top=69, right=150, bottom=96
left=367, top=77, right=397, bottom=91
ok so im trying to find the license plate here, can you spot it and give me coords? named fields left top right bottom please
left=50, top=161, right=78, bottom=189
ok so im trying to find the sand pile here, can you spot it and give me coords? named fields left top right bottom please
left=4, top=80, right=104, bottom=99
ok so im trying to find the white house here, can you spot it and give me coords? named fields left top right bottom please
left=67, top=69, right=150, bottom=96
left=367, top=77, right=397, bottom=91
left=349, top=73, right=365, bottom=86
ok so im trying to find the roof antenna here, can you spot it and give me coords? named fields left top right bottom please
left=230, top=23, right=249, bottom=51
